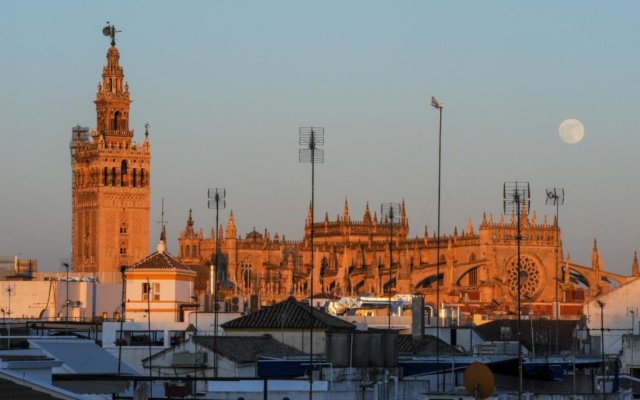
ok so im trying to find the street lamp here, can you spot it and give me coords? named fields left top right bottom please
left=597, top=300, right=606, bottom=400
left=430, top=96, right=444, bottom=392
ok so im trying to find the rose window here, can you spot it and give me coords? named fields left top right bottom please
left=506, top=255, right=544, bottom=299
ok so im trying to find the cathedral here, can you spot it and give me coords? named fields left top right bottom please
left=70, top=31, right=151, bottom=274
left=69, top=30, right=638, bottom=319
left=177, top=200, right=638, bottom=318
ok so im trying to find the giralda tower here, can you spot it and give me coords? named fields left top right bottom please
left=70, top=27, right=151, bottom=274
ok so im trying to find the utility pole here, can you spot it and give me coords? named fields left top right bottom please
left=208, top=188, right=226, bottom=378
left=299, top=126, right=324, bottom=400
left=546, top=187, right=564, bottom=354
left=504, top=181, right=530, bottom=400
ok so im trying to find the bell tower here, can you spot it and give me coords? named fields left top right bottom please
left=71, top=26, right=151, bottom=274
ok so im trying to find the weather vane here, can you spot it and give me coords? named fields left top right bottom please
left=102, top=22, right=121, bottom=46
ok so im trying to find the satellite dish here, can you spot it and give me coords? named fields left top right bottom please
left=102, top=26, right=112, bottom=37
left=463, top=362, right=495, bottom=399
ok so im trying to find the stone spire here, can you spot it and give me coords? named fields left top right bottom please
left=226, top=210, right=237, bottom=239
left=343, top=198, right=350, bottom=222
left=633, top=251, right=639, bottom=277
left=400, top=199, right=407, bottom=226
left=94, top=41, right=132, bottom=143
left=363, top=202, right=372, bottom=225
left=592, top=239, right=601, bottom=270
left=466, top=218, right=474, bottom=236
left=306, top=202, right=312, bottom=226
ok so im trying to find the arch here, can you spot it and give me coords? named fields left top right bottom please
left=140, top=169, right=146, bottom=187
left=132, top=169, right=137, bottom=187
left=320, top=257, right=329, bottom=290
left=456, top=266, right=480, bottom=286
left=111, top=167, right=117, bottom=186
left=112, top=111, right=120, bottom=130
left=241, top=258, right=253, bottom=290
left=416, top=273, right=444, bottom=289
left=120, top=160, right=128, bottom=186
left=383, top=278, right=396, bottom=292
left=569, top=269, right=591, bottom=288
left=191, top=245, right=198, bottom=258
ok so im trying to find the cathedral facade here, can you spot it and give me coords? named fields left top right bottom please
left=178, top=200, right=637, bottom=318
left=70, top=38, right=151, bottom=273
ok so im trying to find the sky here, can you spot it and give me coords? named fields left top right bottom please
left=0, top=1, right=639, bottom=274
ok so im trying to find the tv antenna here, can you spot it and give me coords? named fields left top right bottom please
left=207, top=187, right=226, bottom=378
left=503, top=181, right=530, bottom=400
left=102, top=22, right=121, bottom=46
left=545, top=187, right=564, bottom=354
left=298, top=126, right=324, bottom=400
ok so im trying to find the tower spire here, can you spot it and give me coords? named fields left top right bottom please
left=94, top=27, right=132, bottom=143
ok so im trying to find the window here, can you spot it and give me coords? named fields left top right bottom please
left=119, top=247, right=127, bottom=255
left=142, top=282, right=160, bottom=300
left=241, top=258, right=252, bottom=290
left=111, top=167, right=117, bottom=186
left=120, top=160, right=128, bottom=186
left=140, top=169, right=145, bottom=187
left=132, top=169, right=137, bottom=187
left=103, top=167, right=108, bottom=186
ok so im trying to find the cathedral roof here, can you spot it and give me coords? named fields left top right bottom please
left=128, top=248, right=193, bottom=273
left=222, top=297, right=355, bottom=331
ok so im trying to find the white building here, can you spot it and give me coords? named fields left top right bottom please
left=125, top=239, right=197, bottom=323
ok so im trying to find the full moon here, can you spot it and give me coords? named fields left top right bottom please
left=558, top=119, right=585, bottom=144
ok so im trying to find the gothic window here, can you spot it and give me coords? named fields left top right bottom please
left=140, top=169, right=145, bottom=187
left=120, top=160, right=128, bottom=187
left=185, top=245, right=191, bottom=257
left=132, top=169, right=137, bottom=187
left=241, top=258, right=252, bottom=290
left=111, top=167, right=117, bottom=186
left=112, top=111, right=120, bottom=130
left=119, top=223, right=128, bottom=235
left=191, top=245, right=198, bottom=258
left=119, top=247, right=127, bottom=255
left=469, top=268, right=478, bottom=286
left=320, top=257, right=328, bottom=290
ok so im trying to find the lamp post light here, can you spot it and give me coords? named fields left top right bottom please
left=597, top=300, right=606, bottom=400
left=430, top=96, right=444, bottom=391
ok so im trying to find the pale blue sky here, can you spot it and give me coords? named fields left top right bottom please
left=1, top=1, right=639, bottom=274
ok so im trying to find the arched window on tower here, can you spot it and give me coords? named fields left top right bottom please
left=241, top=258, right=253, bottom=291
left=185, top=245, right=191, bottom=258
left=320, top=257, right=329, bottom=291
left=112, top=111, right=120, bottom=130
left=103, top=168, right=108, bottom=186
left=132, top=169, right=137, bottom=187
left=192, top=245, right=198, bottom=258
left=111, top=167, right=117, bottom=186
left=140, top=169, right=145, bottom=187
left=120, top=160, right=128, bottom=187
